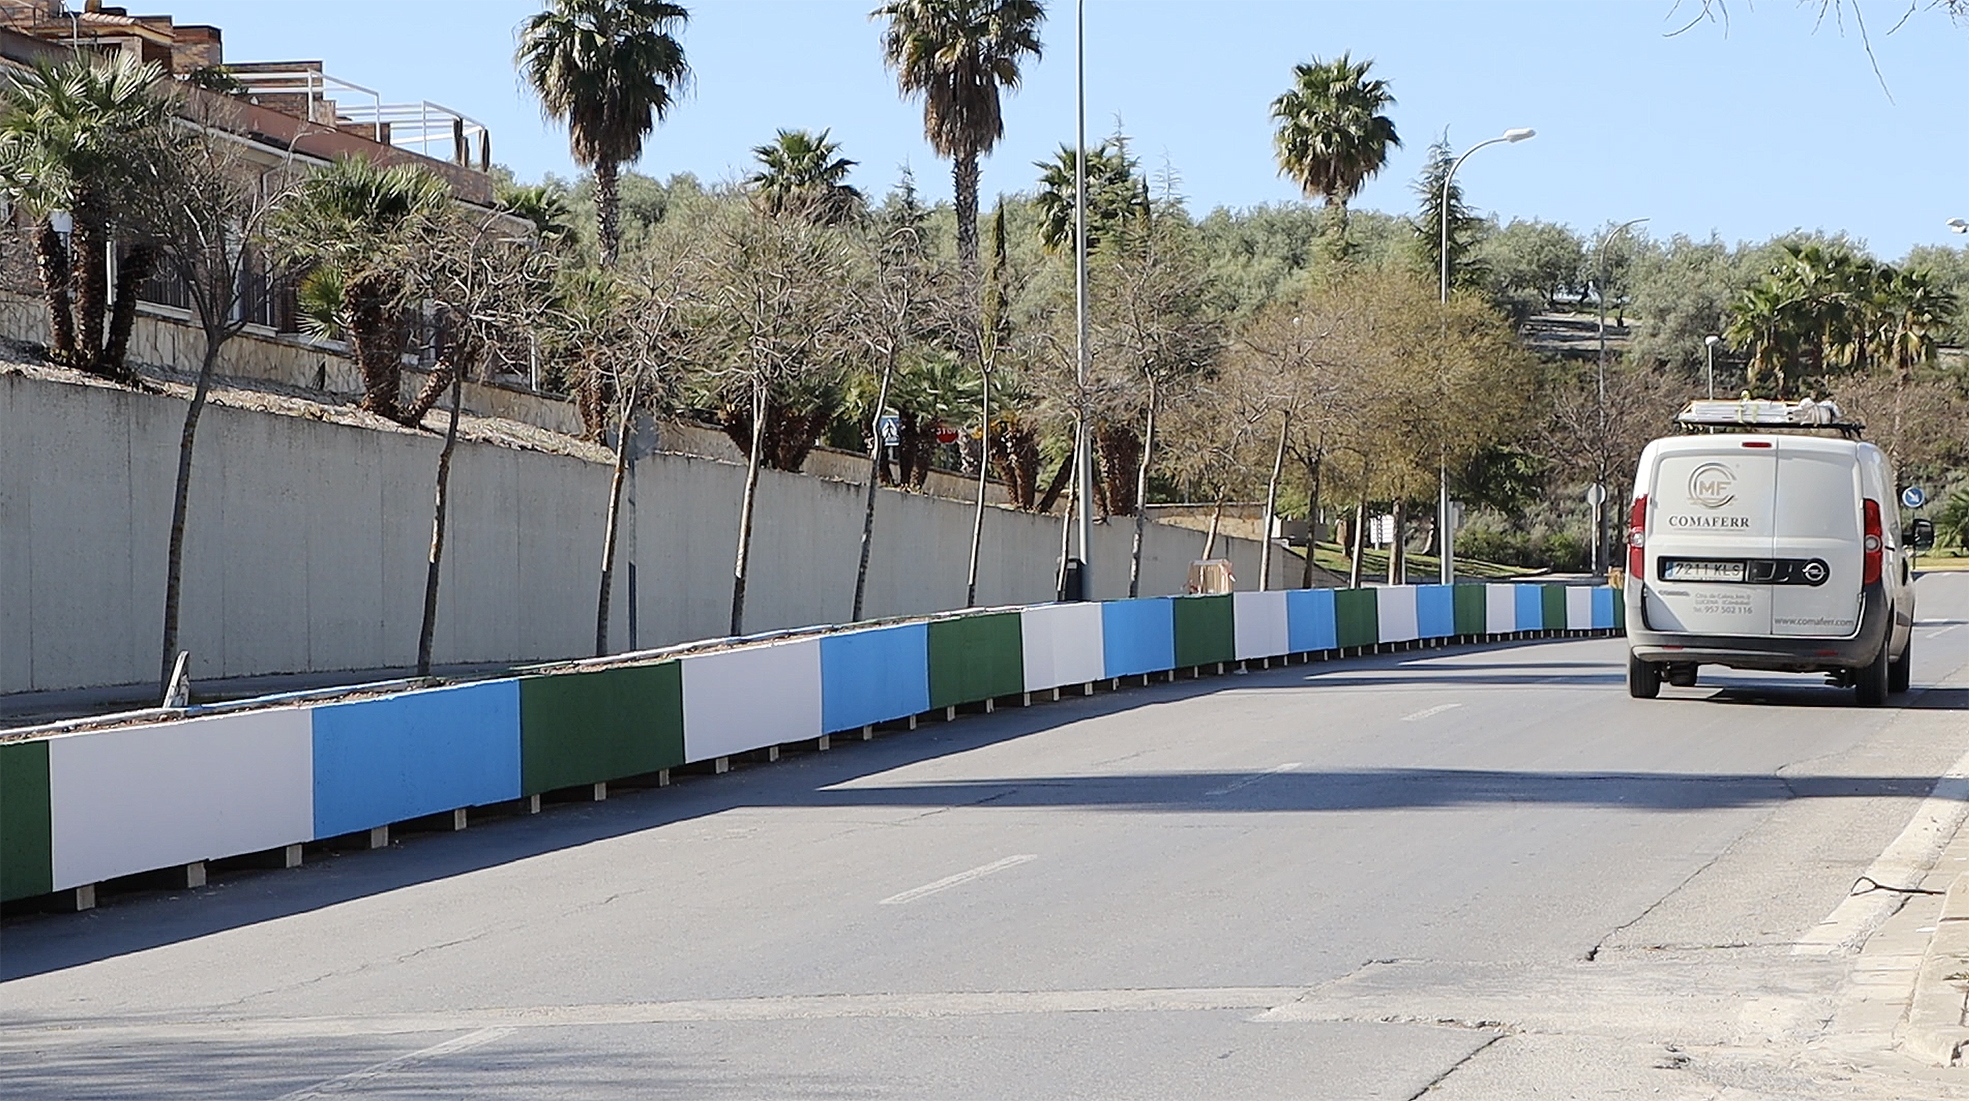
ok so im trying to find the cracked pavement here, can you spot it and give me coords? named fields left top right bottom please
left=4, top=574, right=1969, bottom=1099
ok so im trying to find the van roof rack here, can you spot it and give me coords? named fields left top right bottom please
left=1675, top=398, right=1864, bottom=438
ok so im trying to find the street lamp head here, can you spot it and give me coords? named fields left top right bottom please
left=1950, top=218, right=1969, bottom=234
left=1503, top=127, right=1535, bottom=143
left=1705, top=334, right=1721, bottom=347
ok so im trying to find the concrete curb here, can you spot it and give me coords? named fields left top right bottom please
left=1898, top=873, right=1969, bottom=1064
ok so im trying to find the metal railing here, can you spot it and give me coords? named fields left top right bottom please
left=230, top=68, right=490, bottom=168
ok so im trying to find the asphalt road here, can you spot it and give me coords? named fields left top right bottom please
left=7, top=573, right=1969, bottom=1100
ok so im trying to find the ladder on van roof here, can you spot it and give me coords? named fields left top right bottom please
left=1674, top=398, right=1865, bottom=438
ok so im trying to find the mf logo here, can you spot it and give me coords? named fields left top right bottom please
left=1688, top=462, right=1736, bottom=509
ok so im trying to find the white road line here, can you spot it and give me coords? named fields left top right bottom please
left=4, top=990, right=1311, bottom=1047
left=1401, top=703, right=1464, bottom=722
left=879, top=854, right=1037, bottom=905
left=1205, top=762, right=1300, bottom=797
left=1924, top=623, right=1961, bottom=639
left=274, top=1026, right=513, bottom=1099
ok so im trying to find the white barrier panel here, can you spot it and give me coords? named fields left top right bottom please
left=48, top=708, right=314, bottom=890
left=1020, top=603, right=1106, bottom=691
left=1232, top=592, right=1290, bottom=660
left=681, top=638, right=823, bottom=762
left=1566, top=586, right=1594, bottom=630
left=1375, top=586, right=1420, bottom=643
left=1485, top=584, right=1517, bottom=635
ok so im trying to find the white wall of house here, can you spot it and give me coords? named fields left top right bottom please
left=1, top=370, right=1289, bottom=695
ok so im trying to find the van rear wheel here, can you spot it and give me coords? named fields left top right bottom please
left=1855, top=640, right=1891, bottom=707
left=1628, top=653, right=1661, bottom=699
left=1889, top=636, right=1912, bottom=694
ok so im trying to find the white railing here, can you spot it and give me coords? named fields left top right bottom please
left=231, top=70, right=488, bottom=166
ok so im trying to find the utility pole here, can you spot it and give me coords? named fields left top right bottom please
left=1070, top=0, right=1093, bottom=599
left=1594, top=217, right=1647, bottom=575
left=1437, top=128, right=1534, bottom=585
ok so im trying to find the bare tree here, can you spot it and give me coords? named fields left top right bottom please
left=150, top=95, right=305, bottom=694
left=700, top=207, right=863, bottom=635
left=413, top=209, right=558, bottom=675
left=850, top=178, right=953, bottom=620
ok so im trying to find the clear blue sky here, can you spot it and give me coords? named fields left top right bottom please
left=168, top=1, right=1966, bottom=259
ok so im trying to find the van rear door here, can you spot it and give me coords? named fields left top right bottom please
left=1770, top=437, right=1862, bottom=637
left=1643, top=441, right=1776, bottom=636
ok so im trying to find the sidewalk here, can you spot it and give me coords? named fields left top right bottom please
left=1823, top=813, right=1969, bottom=1070
left=1821, top=657, right=1969, bottom=1071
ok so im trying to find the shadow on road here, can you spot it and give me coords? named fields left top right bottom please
left=3, top=632, right=1955, bottom=981
left=1662, top=683, right=1969, bottom=711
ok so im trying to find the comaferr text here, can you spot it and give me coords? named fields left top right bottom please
left=1664, top=515, right=1752, bottom=529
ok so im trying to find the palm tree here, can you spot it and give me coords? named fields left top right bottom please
left=1725, top=280, right=1798, bottom=399
left=517, top=0, right=691, bottom=268
left=496, top=181, right=577, bottom=250
left=1032, top=138, right=1143, bottom=252
left=1271, top=53, right=1399, bottom=248
left=747, top=128, right=864, bottom=224
left=1880, top=267, right=1955, bottom=378
left=0, top=52, right=174, bottom=379
left=873, top=0, right=1044, bottom=281
left=266, top=156, right=452, bottom=422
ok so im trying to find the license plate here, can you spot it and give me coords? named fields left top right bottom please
left=1663, top=560, right=1745, bottom=583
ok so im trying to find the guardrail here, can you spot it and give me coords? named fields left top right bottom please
left=0, top=583, right=1622, bottom=910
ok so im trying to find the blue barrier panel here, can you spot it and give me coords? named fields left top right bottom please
left=1416, top=585, right=1456, bottom=639
left=819, top=623, right=930, bottom=732
left=1592, top=587, right=1616, bottom=629
left=1102, top=597, right=1175, bottom=678
left=1514, top=584, right=1545, bottom=631
left=312, top=680, right=521, bottom=839
left=1286, top=589, right=1338, bottom=652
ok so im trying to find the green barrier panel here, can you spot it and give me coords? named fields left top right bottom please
left=1452, top=584, right=1488, bottom=636
left=1, top=739, right=53, bottom=902
left=1614, top=588, right=1627, bottom=629
left=1333, top=588, right=1379, bottom=649
left=928, top=613, right=1024, bottom=709
left=1172, top=594, right=1235, bottom=668
left=520, top=662, right=684, bottom=794
left=1542, top=585, right=1568, bottom=630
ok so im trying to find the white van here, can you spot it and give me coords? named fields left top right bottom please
left=1624, top=400, right=1917, bottom=706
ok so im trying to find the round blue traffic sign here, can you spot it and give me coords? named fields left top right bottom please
left=1902, top=486, right=1928, bottom=509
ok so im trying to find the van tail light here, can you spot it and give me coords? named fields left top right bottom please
left=1862, top=498, right=1883, bottom=585
left=1627, top=495, right=1648, bottom=579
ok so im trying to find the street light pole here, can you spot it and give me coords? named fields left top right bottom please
left=1948, top=218, right=1968, bottom=234
left=1070, top=0, right=1093, bottom=599
left=1436, top=127, right=1533, bottom=585
left=1591, top=216, right=1646, bottom=576
left=1704, top=334, right=1720, bottom=400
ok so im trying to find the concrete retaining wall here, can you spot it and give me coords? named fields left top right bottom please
left=1, top=369, right=1290, bottom=695
left=0, top=583, right=1623, bottom=906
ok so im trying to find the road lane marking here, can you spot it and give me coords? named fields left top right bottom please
left=1925, top=623, right=1960, bottom=639
left=274, top=1026, right=513, bottom=1099
left=1401, top=703, right=1464, bottom=722
left=879, top=854, right=1036, bottom=905
left=2, top=990, right=1312, bottom=1047
left=1205, top=762, right=1300, bottom=797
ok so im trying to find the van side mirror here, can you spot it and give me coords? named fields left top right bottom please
left=1910, top=517, right=1935, bottom=550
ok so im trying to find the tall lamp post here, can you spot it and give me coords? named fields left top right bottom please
left=1703, top=334, right=1720, bottom=399
left=1590, top=216, right=1646, bottom=576
left=1068, top=0, right=1094, bottom=600
left=1436, top=127, right=1534, bottom=585
left=1949, top=218, right=1968, bottom=234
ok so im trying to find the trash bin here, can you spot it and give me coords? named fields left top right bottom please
left=1061, top=557, right=1087, bottom=602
